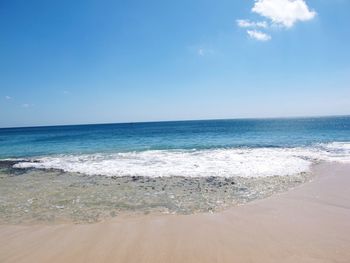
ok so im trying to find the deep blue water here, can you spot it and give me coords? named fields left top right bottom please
left=0, top=116, right=349, bottom=159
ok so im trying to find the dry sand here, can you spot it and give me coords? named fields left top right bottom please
left=1, top=162, right=349, bottom=263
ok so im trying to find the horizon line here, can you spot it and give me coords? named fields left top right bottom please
left=0, top=114, right=349, bottom=130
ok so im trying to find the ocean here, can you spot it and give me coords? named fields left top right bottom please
left=1, top=116, right=350, bottom=223
left=1, top=116, right=350, bottom=177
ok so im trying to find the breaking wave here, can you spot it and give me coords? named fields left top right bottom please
left=13, top=142, right=350, bottom=178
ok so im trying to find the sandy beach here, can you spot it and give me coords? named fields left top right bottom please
left=0, top=162, right=349, bottom=263
left=2, top=0, right=349, bottom=261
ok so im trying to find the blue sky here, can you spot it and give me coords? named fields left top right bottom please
left=1, top=0, right=349, bottom=127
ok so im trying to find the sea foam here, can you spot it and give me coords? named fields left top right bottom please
left=13, top=142, right=350, bottom=178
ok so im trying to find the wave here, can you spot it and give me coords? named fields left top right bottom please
left=12, top=142, right=350, bottom=178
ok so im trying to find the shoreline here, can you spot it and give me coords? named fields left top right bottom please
left=0, top=163, right=311, bottom=224
left=1, top=162, right=350, bottom=262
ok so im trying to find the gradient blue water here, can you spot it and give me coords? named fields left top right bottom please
left=0, top=116, right=349, bottom=159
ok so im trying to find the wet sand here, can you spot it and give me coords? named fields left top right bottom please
left=1, top=162, right=350, bottom=263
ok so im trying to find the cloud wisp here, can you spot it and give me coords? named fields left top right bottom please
left=194, top=47, right=215, bottom=57
left=237, top=0, right=316, bottom=41
left=237, top=19, right=268, bottom=29
left=247, top=30, right=271, bottom=41
left=21, top=103, right=34, bottom=108
left=5, top=96, right=12, bottom=100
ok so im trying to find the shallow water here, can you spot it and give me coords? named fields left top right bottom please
left=0, top=165, right=311, bottom=224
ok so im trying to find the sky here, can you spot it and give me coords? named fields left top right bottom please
left=1, top=0, right=350, bottom=127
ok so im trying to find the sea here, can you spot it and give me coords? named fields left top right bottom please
left=1, top=116, right=350, bottom=177
left=1, top=116, right=350, bottom=223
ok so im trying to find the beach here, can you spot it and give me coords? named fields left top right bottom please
left=1, top=162, right=349, bottom=263
left=2, top=0, right=349, bottom=261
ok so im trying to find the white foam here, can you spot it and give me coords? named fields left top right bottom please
left=13, top=142, right=350, bottom=178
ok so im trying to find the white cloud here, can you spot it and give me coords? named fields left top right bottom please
left=5, top=96, right=11, bottom=100
left=247, top=30, right=271, bottom=41
left=236, top=0, right=316, bottom=41
left=252, top=0, right=316, bottom=28
left=237, top=19, right=268, bottom=28
left=256, top=21, right=268, bottom=28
